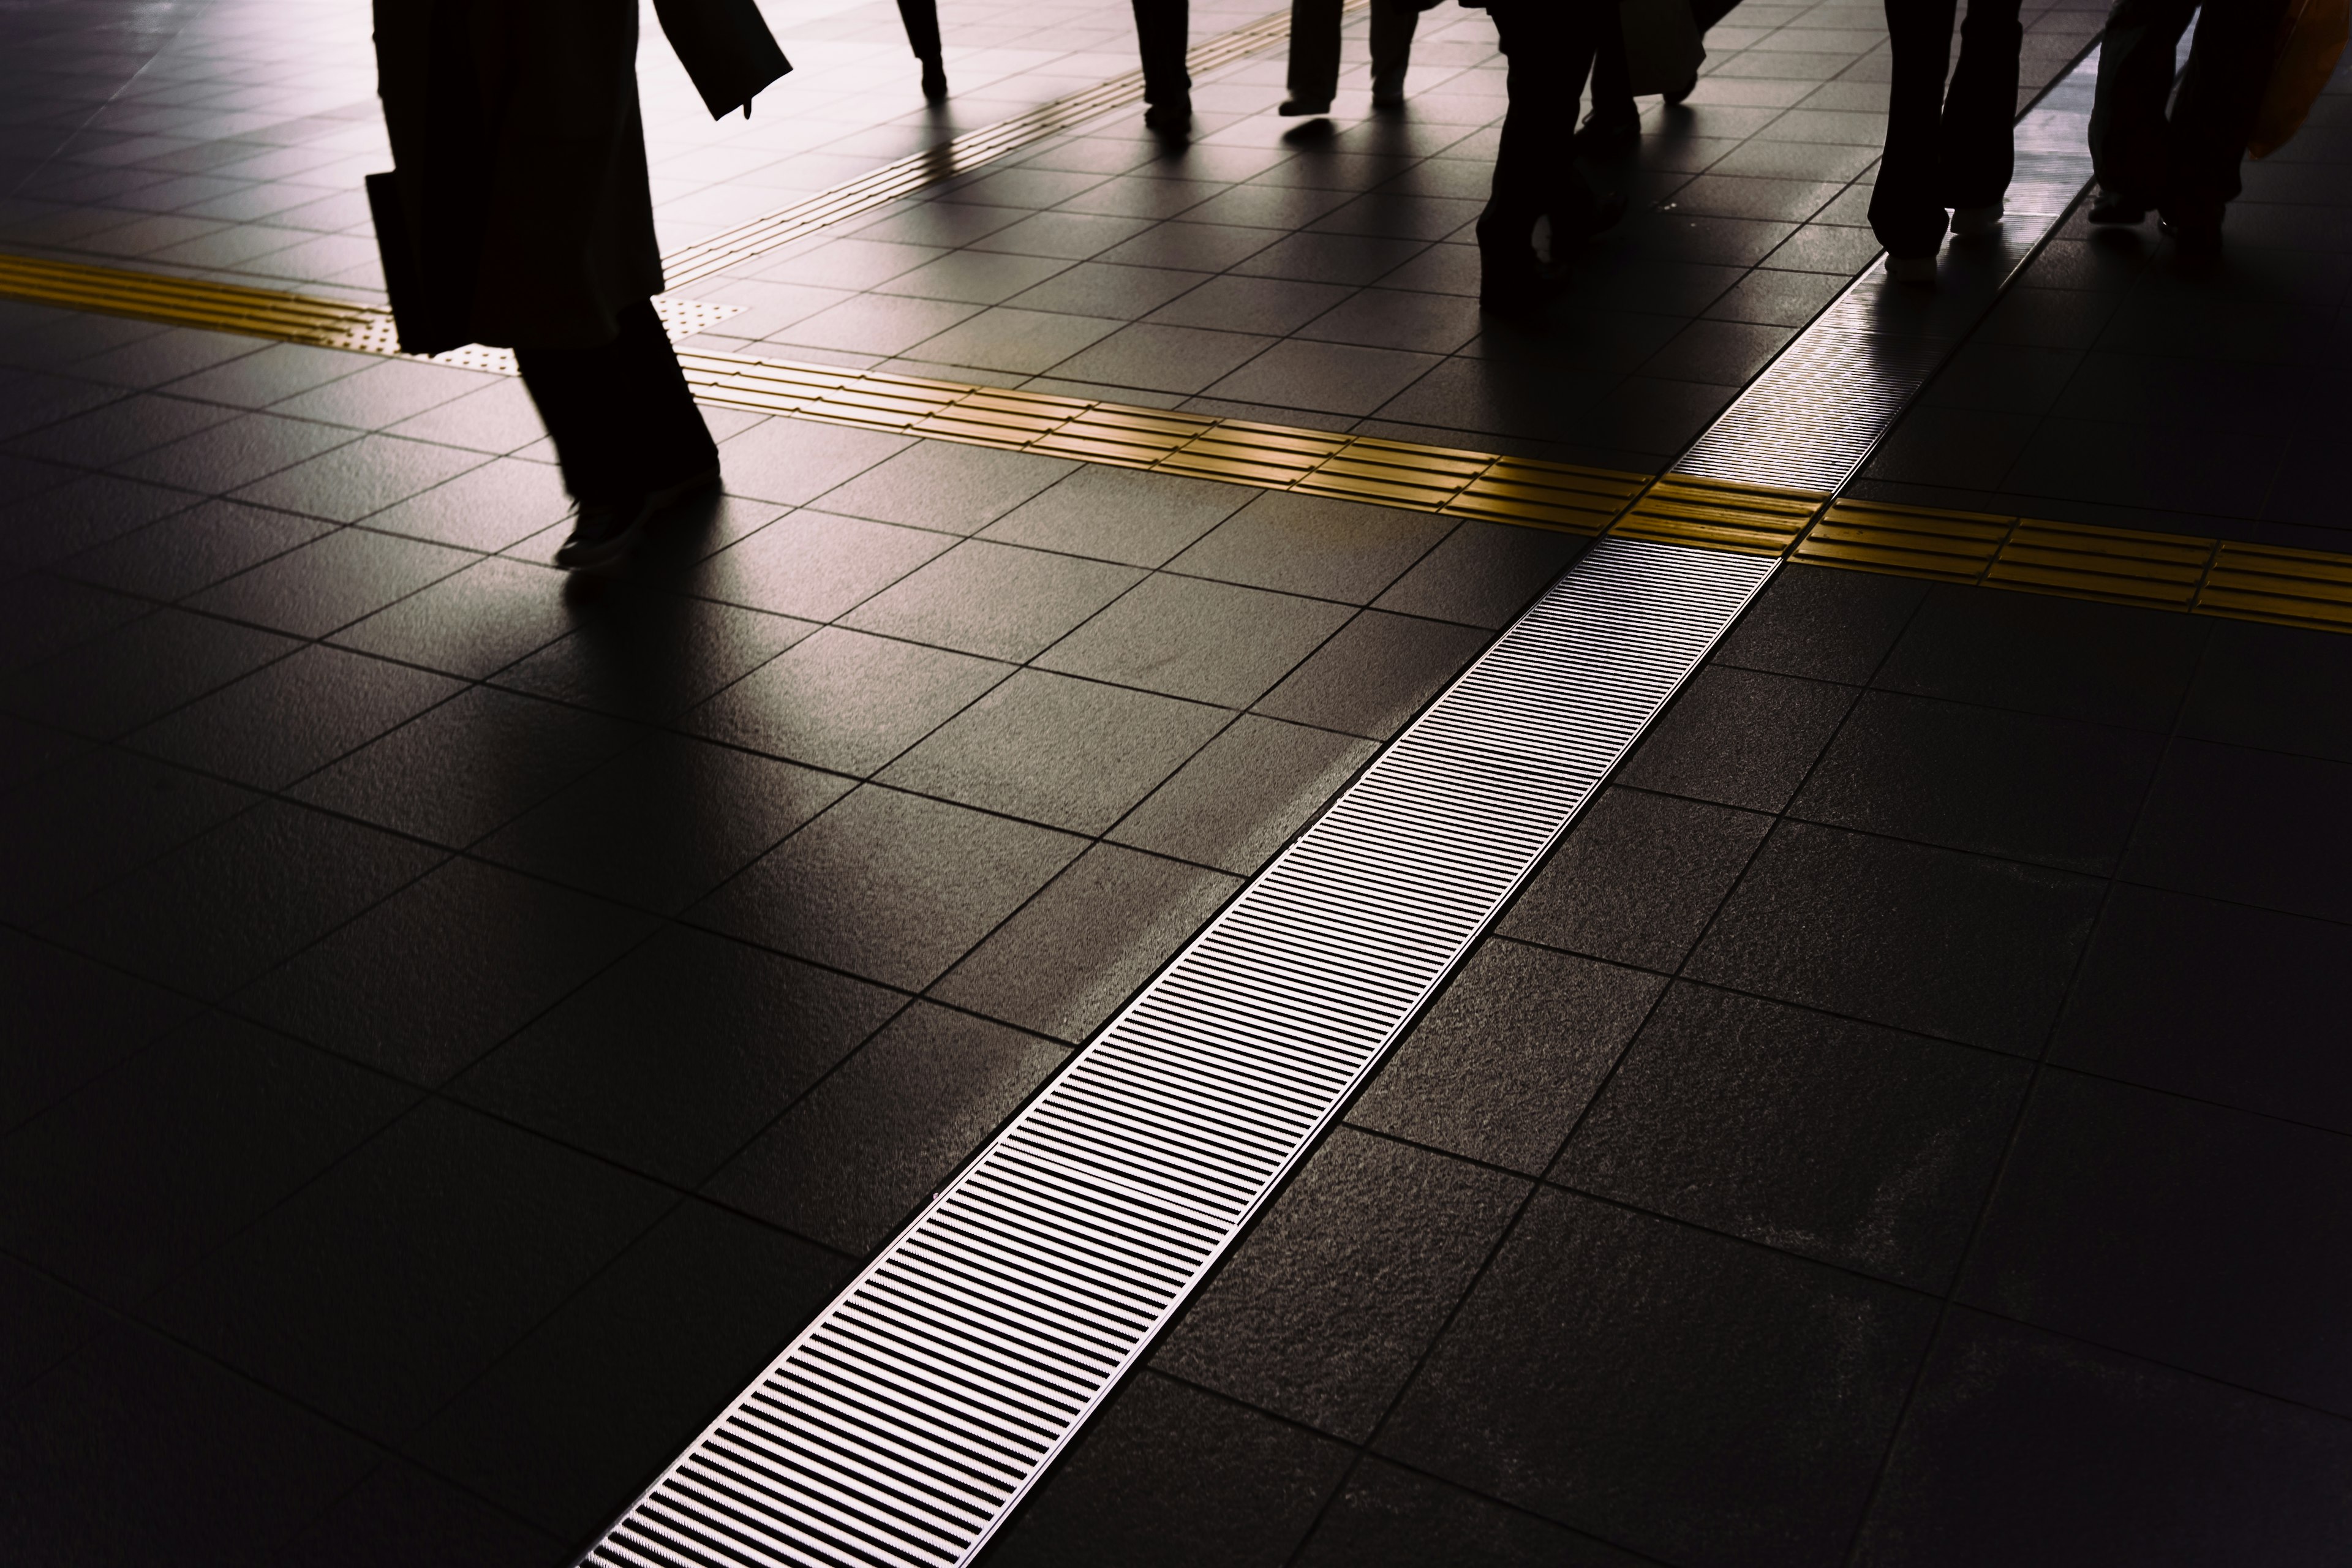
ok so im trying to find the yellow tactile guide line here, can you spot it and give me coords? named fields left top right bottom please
left=1, top=260, right=2345, bottom=635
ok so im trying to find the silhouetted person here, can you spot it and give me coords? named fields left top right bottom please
left=1133, top=0, right=1192, bottom=132
left=1467, top=0, right=1625, bottom=314
left=897, top=0, right=949, bottom=101
left=2087, top=0, right=2290, bottom=254
left=1585, top=0, right=1739, bottom=147
left=371, top=0, right=786, bottom=571
left=1281, top=0, right=1440, bottom=115
left=1871, top=0, right=2023, bottom=281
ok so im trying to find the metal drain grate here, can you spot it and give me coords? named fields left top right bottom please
left=583, top=538, right=1776, bottom=1568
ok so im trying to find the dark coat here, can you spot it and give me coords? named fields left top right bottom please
left=374, top=0, right=786, bottom=350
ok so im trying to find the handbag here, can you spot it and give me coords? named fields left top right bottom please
left=1619, top=0, right=1705, bottom=99
left=2249, top=0, right=2349, bottom=158
left=653, top=0, right=794, bottom=120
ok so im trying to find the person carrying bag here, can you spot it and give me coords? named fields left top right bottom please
left=368, top=0, right=789, bottom=570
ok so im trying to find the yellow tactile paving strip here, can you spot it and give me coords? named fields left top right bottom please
left=6, top=249, right=2350, bottom=636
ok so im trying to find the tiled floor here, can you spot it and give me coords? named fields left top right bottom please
left=6, top=1, right=2352, bottom=1565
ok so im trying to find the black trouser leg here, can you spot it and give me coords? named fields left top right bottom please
left=2089, top=0, right=2197, bottom=202
left=1871, top=0, right=1962, bottom=257
left=1936, top=0, right=2023, bottom=208
left=514, top=301, right=717, bottom=505
left=2166, top=0, right=2292, bottom=221
left=1591, top=2, right=1635, bottom=119
left=1287, top=0, right=1343, bottom=102
left=1369, top=0, right=1423, bottom=96
left=1478, top=1, right=1602, bottom=265
left=896, top=0, right=943, bottom=61
left=1132, top=0, right=1192, bottom=107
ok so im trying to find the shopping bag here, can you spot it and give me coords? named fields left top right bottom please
left=2250, top=0, right=2349, bottom=158
left=365, top=171, right=469, bottom=356
left=654, top=0, right=793, bottom=120
left=1620, top=0, right=1705, bottom=98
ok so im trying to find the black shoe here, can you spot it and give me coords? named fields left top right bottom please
left=1278, top=96, right=1332, bottom=116
left=1554, top=187, right=1627, bottom=246
left=2088, top=189, right=2151, bottom=225
left=920, top=59, right=948, bottom=102
left=1143, top=102, right=1192, bottom=135
left=553, top=465, right=719, bottom=571
left=1662, top=70, right=1699, bottom=105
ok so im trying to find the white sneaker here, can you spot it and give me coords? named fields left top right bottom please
left=1951, top=201, right=2003, bottom=236
left=1885, top=254, right=1937, bottom=285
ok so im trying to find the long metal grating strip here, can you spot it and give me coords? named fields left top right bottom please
left=585, top=537, right=1776, bottom=1567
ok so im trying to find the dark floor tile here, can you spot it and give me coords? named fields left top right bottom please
left=694, top=784, right=1084, bottom=990
left=1704, top=265, right=1851, bottom=328
left=0, top=744, right=257, bottom=924
left=1381, top=1187, right=1936, bottom=1566
left=1042, top=320, right=1280, bottom=394
left=2051, top=884, right=2352, bottom=1134
left=5, top=603, right=298, bottom=739
left=61, top=497, right=330, bottom=600
left=1712, top=564, right=1928, bottom=686
left=331, top=556, right=581, bottom=679
left=236, top=856, right=652, bottom=1086
left=49, top=799, right=443, bottom=1000
left=149, top=1098, right=669, bottom=1441
left=689, top=507, right=953, bottom=621
left=842, top=539, right=1143, bottom=661
left=2124, top=737, right=2352, bottom=924
left=0, top=474, right=200, bottom=579
left=1297, top=1459, right=1648, bottom=1568
left=984, top=1371, right=1351, bottom=1568
left=360, top=456, right=572, bottom=551
left=231, top=433, right=486, bottom=523
left=1204, top=336, right=1443, bottom=417
left=685, top=624, right=1010, bottom=776
left=1155, top=1127, right=1525, bottom=1441
left=1170, top=490, right=1452, bottom=604
left=2177, top=617, right=2352, bottom=765
left=0, top=1319, right=379, bottom=1568
left=1875, top=584, right=2207, bottom=729
left=881, top=668, right=1228, bottom=833
left=405, top=1199, right=851, bottom=1543
left=713, top=418, right=913, bottom=508
left=1616, top=663, right=1858, bottom=812
left=276, top=1459, right=567, bottom=1568
left=1963, top=1069, right=2352, bottom=1414
left=1688, top=821, right=2106, bottom=1054
left=1036, top=573, right=1352, bottom=707
left=0, top=570, right=154, bottom=674
left=1791, top=691, right=2165, bottom=874
left=705, top=1001, right=1066, bottom=1253
left=478, top=734, right=848, bottom=915
left=187, top=526, right=472, bottom=638
left=1501, top=786, right=1770, bottom=971
left=164, top=342, right=366, bottom=410
left=1253, top=609, right=1487, bottom=741
left=981, top=464, right=1253, bottom=568
left=1371, top=519, right=1582, bottom=628
left=293, top=685, right=636, bottom=847
left=930, top=843, right=1237, bottom=1042
left=1349, top=940, right=1663, bottom=1174
left=1851, top=1309, right=2352, bottom=1568
left=811, top=441, right=1079, bottom=535
left=4, top=389, right=236, bottom=469
left=129, top=643, right=460, bottom=789
left=496, top=590, right=812, bottom=722
left=0, top=925, right=196, bottom=1133
left=1110, top=713, right=1374, bottom=875
left=0, top=1253, right=114, bottom=1397
left=0, top=1011, right=415, bottom=1306
left=114, top=409, right=354, bottom=494
left=1559, top=982, right=2028, bottom=1289
left=455, top=926, right=902, bottom=1185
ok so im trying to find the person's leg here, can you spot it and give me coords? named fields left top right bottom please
left=1587, top=2, right=1641, bottom=141
left=1869, top=0, right=1962, bottom=263
left=2087, top=0, right=2198, bottom=213
left=515, top=301, right=718, bottom=567
left=1132, top=0, right=1193, bottom=126
left=1937, top=0, right=2023, bottom=221
left=1368, top=0, right=1423, bottom=105
left=1285, top=0, right=1344, bottom=111
left=1479, top=0, right=1614, bottom=309
left=2163, top=0, right=2293, bottom=231
left=897, top=0, right=948, bottom=99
